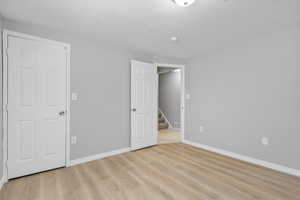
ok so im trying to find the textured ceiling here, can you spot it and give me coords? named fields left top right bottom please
left=1, top=0, right=300, bottom=59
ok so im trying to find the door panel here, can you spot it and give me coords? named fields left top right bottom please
left=7, top=35, right=68, bottom=179
left=20, top=68, right=34, bottom=106
left=131, top=60, right=157, bottom=150
left=19, top=120, right=34, bottom=161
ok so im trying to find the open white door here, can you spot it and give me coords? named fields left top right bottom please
left=131, top=60, right=158, bottom=150
left=5, top=32, right=69, bottom=179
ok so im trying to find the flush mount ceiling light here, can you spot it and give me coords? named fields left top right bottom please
left=173, top=0, right=195, bottom=7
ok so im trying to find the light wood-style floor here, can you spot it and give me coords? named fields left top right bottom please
left=158, top=129, right=181, bottom=144
left=1, top=143, right=300, bottom=200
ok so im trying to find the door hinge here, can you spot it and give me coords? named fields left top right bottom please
left=64, top=48, right=70, bottom=56
left=6, top=48, right=10, bottom=56
left=4, top=104, right=8, bottom=112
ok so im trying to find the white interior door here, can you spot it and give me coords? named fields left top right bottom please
left=131, top=60, right=158, bottom=150
left=7, top=34, right=68, bottom=179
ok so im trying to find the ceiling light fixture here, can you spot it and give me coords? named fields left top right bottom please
left=173, top=0, right=195, bottom=7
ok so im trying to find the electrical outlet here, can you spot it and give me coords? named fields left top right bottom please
left=261, top=137, right=269, bottom=146
left=199, top=126, right=204, bottom=133
left=71, top=136, right=77, bottom=144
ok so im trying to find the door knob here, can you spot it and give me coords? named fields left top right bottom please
left=131, top=108, right=137, bottom=112
left=59, top=111, right=66, bottom=116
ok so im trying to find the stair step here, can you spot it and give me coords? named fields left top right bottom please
left=158, top=122, right=168, bottom=130
left=159, top=118, right=165, bottom=123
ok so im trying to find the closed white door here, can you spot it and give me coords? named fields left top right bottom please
left=7, top=35, right=68, bottom=179
left=131, top=60, right=158, bottom=150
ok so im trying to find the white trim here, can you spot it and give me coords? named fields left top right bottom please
left=3, top=30, right=70, bottom=47
left=183, top=140, right=300, bottom=177
left=3, top=29, right=9, bottom=184
left=158, top=108, right=173, bottom=129
left=155, top=63, right=185, bottom=142
left=0, top=176, right=5, bottom=191
left=69, top=147, right=131, bottom=166
left=65, top=41, right=71, bottom=167
left=2, top=30, right=72, bottom=179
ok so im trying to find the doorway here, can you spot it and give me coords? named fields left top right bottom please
left=156, top=64, right=185, bottom=144
left=130, top=61, right=184, bottom=150
left=3, top=30, right=71, bottom=180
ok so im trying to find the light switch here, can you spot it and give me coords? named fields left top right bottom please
left=72, top=93, right=78, bottom=101
left=262, top=137, right=269, bottom=146
left=199, top=126, right=204, bottom=133
left=71, top=136, right=77, bottom=144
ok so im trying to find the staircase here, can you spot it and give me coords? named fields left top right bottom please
left=158, top=110, right=169, bottom=130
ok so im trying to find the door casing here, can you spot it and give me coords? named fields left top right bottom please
left=2, top=30, right=71, bottom=182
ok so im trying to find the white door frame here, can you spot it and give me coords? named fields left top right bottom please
left=2, top=30, right=71, bottom=182
left=155, top=63, right=185, bottom=142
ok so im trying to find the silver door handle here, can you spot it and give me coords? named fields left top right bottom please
left=131, top=108, right=137, bottom=112
left=59, top=111, right=66, bottom=116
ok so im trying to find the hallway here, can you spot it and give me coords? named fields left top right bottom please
left=158, top=129, right=181, bottom=144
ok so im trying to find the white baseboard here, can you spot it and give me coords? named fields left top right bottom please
left=69, top=147, right=131, bottom=166
left=0, top=176, right=5, bottom=191
left=183, top=140, right=300, bottom=177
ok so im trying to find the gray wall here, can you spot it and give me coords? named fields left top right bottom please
left=159, top=70, right=181, bottom=128
left=2, top=19, right=156, bottom=160
left=0, top=15, right=3, bottom=180
left=186, top=26, right=300, bottom=170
